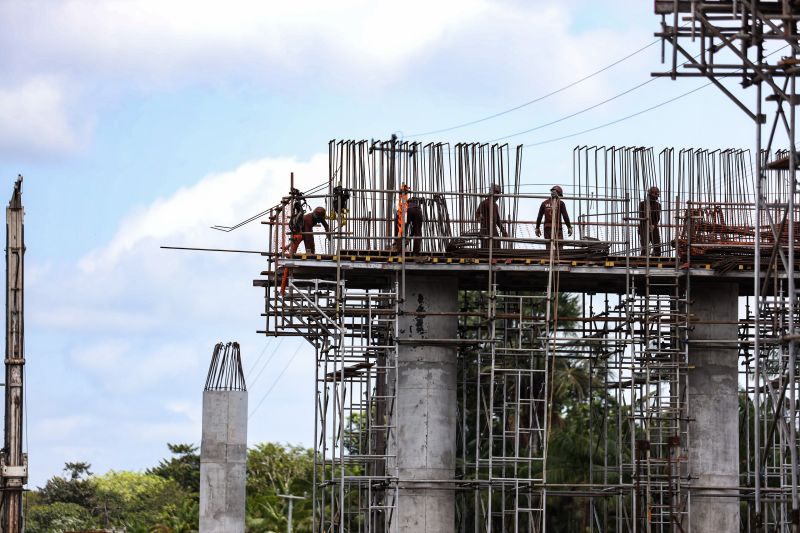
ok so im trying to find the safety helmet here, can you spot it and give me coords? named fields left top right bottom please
left=648, top=186, right=660, bottom=198
left=551, top=185, right=564, bottom=197
left=313, top=206, right=326, bottom=218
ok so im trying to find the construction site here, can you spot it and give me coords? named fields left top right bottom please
left=250, top=3, right=800, bottom=532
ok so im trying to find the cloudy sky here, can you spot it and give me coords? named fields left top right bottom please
left=0, top=1, right=764, bottom=486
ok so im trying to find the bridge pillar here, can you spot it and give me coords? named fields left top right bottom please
left=687, top=281, right=740, bottom=532
left=390, top=274, right=458, bottom=533
left=200, top=343, right=248, bottom=533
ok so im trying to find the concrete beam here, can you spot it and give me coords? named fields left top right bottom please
left=687, top=281, right=740, bottom=532
left=390, top=274, right=458, bottom=532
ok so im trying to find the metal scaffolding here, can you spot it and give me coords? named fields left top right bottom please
left=253, top=135, right=798, bottom=531
left=656, top=2, right=800, bottom=530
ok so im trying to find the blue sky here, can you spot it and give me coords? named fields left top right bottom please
left=0, top=1, right=765, bottom=486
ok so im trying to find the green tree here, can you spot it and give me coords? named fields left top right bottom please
left=148, top=443, right=200, bottom=494
left=26, top=501, right=95, bottom=533
left=92, top=470, right=189, bottom=529
left=38, top=462, right=96, bottom=509
left=246, top=443, right=313, bottom=533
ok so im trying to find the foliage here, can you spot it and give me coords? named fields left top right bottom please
left=246, top=442, right=314, bottom=533
left=25, top=442, right=315, bottom=533
left=93, top=470, right=188, bottom=528
left=25, top=501, right=94, bottom=533
left=38, top=461, right=96, bottom=508
left=148, top=443, right=200, bottom=494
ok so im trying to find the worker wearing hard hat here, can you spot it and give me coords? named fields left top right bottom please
left=535, top=185, right=573, bottom=250
left=288, top=206, right=330, bottom=256
left=282, top=205, right=331, bottom=295
left=476, top=183, right=509, bottom=250
left=639, top=186, right=662, bottom=256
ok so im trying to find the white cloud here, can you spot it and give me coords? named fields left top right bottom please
left=0, top=1, right=655, bottom=154
left=69, top=339, right=202, bottom=394
left=70, top=339, right=128, bottom=372
left=0, top=1, right=646, bottom=104
left=0, top=77, right=88, bottom=155
left=1, top=0, right=490, bottom=86
left=34, top=415, right=94, bottom=442
left=27, top=153, right=326, bottom=484
left=79, top=154, right=326, bottom=272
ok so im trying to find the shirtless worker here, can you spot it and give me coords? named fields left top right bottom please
left=535, top=185, right=573, bottom=250
left=639, top=185, right=661, bottom=256
left=476, top=184, right=509, bottom=250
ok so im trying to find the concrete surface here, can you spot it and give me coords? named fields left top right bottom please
left=200, top=390, right=248, bottom=533
left=687, top=281, right=740, bottom=532
left=389, top=274, right=458, bottom=532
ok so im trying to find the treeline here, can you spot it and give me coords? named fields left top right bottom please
left=25, top=442, right=313, bottom=533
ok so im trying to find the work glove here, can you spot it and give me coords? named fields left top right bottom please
left=535, top=227, right=541, bottom=238
left=568, top=227, right=573, bottom=237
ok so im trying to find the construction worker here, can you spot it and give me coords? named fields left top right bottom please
left=392, top=183, right=423, bottom=253
left=476, top=184, right=509, bottom=250
left=288, top=206, right=330, bottom=256
left=535, top=185, right=573, bottom=250
left=639, top=185, right=662, bottom=256
left=393, top=197, right=424, bottom=254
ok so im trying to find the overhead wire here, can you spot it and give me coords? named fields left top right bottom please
left=245, top=337, right=274, bottom=378
left=247, top=337, right=285, bottom=389
left=249, top=340, right=304, bottom=418
left=407, top=37, right=661, bottom=138
left=520, top=43, right=790, bottom=148
left=488, top=78, right=657, bottom=143
left=523, top=83, right=712, bottom=148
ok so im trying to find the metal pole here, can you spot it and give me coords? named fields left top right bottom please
left=788, top=25, right=799, bottom=530
left=754, top=69, right=763, bottom=530
left=2, top=176, right=25, bottom=533
left=279, top=494, right=306, bottom=533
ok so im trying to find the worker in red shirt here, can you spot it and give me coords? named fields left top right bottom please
left=535, top=185, right=573, bottom=250
left=288, top=206, right=330, bottom=256
left=282, top=205, right=330, bottom=294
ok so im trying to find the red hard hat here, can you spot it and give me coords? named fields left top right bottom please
left=551, top=185, right=563, bottom=196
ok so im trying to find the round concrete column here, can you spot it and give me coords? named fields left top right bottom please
left=390, top=274, right=458, bottom=532
left=687, top=281, right=740, bottom=532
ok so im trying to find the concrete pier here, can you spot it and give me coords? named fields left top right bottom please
left=687, top=282, right=740, bottom=532
left=390, top=274, right=458, bottom=532
left=200, top=343, right=248, bottom=533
